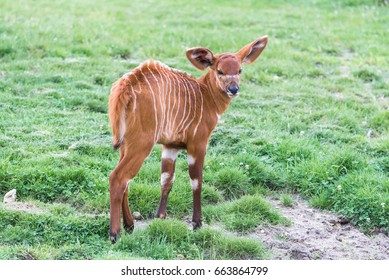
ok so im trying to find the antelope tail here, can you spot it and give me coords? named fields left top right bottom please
left=108, top=79, right=130, bottom=150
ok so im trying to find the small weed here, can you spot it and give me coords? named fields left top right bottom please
left=280, top=194, right=295, bottom=207
left=148, top=219, right=190, bottom=243
left=213, top=234, right=265, bottom=260
left=204, top=195, right=289, bottom=232
left=310, top=193, right=333, bottom=210
left=0, top=46, right=14, bottom=58
left=114, top=221, right=266, bottom=259
left=210, top=167, right=250, bottom=200
left=193, top=228, right=266, bottom=259
left=353, top=69, right=381, bottom=82
left=370, top=111, right=389, bottom=132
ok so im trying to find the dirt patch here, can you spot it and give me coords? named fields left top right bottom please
left=251, top=195, right=389, bottom=260
left=2, top=202, right=47, bottom=214
left=133, top=219, right=150, bottom=230
left=4, top=197, right=386, bottom=260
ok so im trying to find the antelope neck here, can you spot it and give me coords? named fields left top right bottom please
left=199, top=71, right=232, bottom=116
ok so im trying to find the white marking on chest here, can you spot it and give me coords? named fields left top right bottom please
left=160, top=172, right=171, bottom=186
left=162, top=148, right=179, bottom=161
left=187, top=155, right=196, bottom=165
left=190, top=178, right=199, bottom=191
left=216, top=113, right=221, bottom=123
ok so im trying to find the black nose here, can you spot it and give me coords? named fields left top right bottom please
left=228, top=85, right=239, bottom=94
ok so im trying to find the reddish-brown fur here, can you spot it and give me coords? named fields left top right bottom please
left=108, top=36, right=268, bottom=243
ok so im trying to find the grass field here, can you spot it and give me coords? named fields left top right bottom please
left=0, top=0, right=388, bottom=259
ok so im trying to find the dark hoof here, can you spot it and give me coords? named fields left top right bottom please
left=191, top=221, right=202, bottom=231
left=110, top=232, right=118, bottom=244
left=124, top=224, right=134, bottom=233
left=156, top=213, right=167, bottom=219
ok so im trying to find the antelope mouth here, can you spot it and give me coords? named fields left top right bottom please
left=226, top=91, right=239, bottom=98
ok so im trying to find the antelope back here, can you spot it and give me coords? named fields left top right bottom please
left=109, top=60, right=205, bottom=147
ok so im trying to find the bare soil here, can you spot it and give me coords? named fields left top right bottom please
left=250, top=195, right=389, bottom=260
left=2, top=202, right=47, bottom=214
left=3, top=197, right=388, bottom=260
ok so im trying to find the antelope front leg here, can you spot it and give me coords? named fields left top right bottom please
left=156, top=146, right=178, bottom=218
left=187, top=146, right=206, bottom=230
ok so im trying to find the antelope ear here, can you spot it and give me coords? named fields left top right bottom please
left=186, top=47, right=216, bottom=70
left=237, top=35, right=268, bottom=64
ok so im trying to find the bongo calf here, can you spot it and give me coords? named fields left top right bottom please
left=108, top=36, right=268, bottom=243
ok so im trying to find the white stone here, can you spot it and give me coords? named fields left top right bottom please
left=133, top=211, right=142, bottom=220
left=3, top=189, right=16, bottom=204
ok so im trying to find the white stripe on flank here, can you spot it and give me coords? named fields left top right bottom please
left=161, top=67, right=171, bottom=135
left=181, top=75, right=191, bottom=132
left=166, top=71, right=174, bottom=135
left=130, top=85, right=137, bottom=113
left=118, top=110, right=126, bottom=145
left=193, top=81, right=203, bottom=136
left=162, top=148, right=178, bottom=161
left=159, top=67, right=170, bottom=134
left=172, top=73, right=181, bottom=133
left=175, top=75, right=187, bottom=133
left=165, top=68, right=174, bottom=136
left=133, top=72, right=142, bottom=93
left=148, top=63, right=164, bottom=140
left=156, top=60, right=193, bottom=78
left=123, top=71, right=133, bottom=80
left=132, top=61, right=203, bottom=143
left=182, top=79, right=193, bottom=132
left=140, top=70, right=158, bottom=143
left=182, top=80, right=197, bottom=133
left=169, top=73, right=177, bottom=136
left=175, top=75, right=185, bottom=133
left=190, top=178, right=199, bottom=191
left=155, top=66, right=166, bottom=136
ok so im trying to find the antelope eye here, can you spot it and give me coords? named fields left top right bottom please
left=217, top=70, right=224, bottom=75
left=238, top=69, right=242, bottom=74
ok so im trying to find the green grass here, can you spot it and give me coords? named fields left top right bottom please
left=1, top=0, right=388, bottom=259
left=204, top=195, right=290, bottom=232
left=280, top=193, right=295, bottom=207
left=114, top=219, right=266, bottom=260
